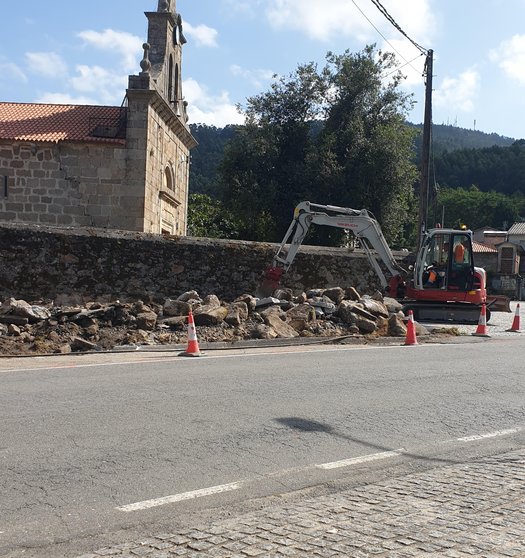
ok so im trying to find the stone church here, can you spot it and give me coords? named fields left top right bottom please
left=0, top=0, right=197, bottom=235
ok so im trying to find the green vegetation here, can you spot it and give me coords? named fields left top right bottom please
left=429, top=186, right=523, bottom=231
left=187, top=49, right=525, bottom=245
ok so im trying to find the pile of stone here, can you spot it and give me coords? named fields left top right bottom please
left=0, top=286, right=425, bottom=356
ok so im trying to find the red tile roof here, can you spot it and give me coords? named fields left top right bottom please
left=472, top=240, right=498, bottom=254
left=0, top=102, right=126, bottom=145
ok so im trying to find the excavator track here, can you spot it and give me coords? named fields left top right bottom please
left=402, top=302, right=487, bottom=324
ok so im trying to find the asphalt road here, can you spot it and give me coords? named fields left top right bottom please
left=0, top=321, right=524, bottom=556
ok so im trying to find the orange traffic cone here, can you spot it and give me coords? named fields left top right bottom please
left=179, top=310, right=202, bottom=357
left=403, top=310, right=418, bottom=346
left=506, top=303, right=521, bottom=333
left=472, top=303, right=490, bottom=337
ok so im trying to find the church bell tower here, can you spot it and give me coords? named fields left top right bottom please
left=125, top=0, right=197, bottom=235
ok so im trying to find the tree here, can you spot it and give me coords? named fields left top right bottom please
left=429, top=186, right=520, bottom=231
left=219, top=46, right=418, bottom=246
left=220, top=62, right=325, bottom=240
left=312, top=47, right=418, bottom=245
left=186, top=193, right=242, bottom=238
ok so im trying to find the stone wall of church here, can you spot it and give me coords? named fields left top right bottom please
left=0, top=141, right=126, bottom=228
left=144, top=104, right=189, bottom=235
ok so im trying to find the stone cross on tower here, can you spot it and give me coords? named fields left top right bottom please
left=157, top=0, right=175, bottom=13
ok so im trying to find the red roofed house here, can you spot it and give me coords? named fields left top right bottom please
left=0, top=0, right=196, bottom=234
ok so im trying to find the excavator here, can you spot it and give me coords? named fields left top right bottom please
left=259, top=201, right=506, bottom=323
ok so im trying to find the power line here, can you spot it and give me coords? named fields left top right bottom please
left=369, top=0, right=427, bottom=55
left=350, top=0, right=426, bottom=77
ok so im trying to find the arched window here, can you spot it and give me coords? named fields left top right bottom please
left=174, top=64, right=179, bottom=105
left=163, top=165, right=174, bottom=191
left=168, top=55, right=174, bottom=102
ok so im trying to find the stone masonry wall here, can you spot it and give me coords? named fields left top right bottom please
left=0, top=224, right=399, bottom=303
left=0, top=141, right=126, bottom=228
left=144, top=104, right=189, bottom=235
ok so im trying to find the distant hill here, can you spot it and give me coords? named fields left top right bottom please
left=189, top=122, right=520, bottom=198
left=411, top=123, right=515, bottom=157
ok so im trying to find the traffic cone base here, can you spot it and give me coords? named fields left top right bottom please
left=403, top=310, right=418, bottom=346
left=179, top=311, right=202, bottom=357
left=472, top=303, right=490, bottom=337
left=506, top=303, right=521, bottom=333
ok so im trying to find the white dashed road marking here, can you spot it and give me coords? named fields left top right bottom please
left=457, top=427, right=521, bottom=442
left=316, top=449, right=406, bottom=470
left=117, top=481, right=244, bottom=512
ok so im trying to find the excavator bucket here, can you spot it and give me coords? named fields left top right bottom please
left=486, top=295, right=512, bottom=313
left=256, top=266, right=284, bottom=298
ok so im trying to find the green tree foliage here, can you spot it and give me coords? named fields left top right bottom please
left=189, top=124, right=240, bottom=197
left=219, top=46, right=418, bottom=246
left=429, top=186, right=521, bottom=231
left=186, top=193, right=242, bottom=238
left=220, top=62, right=325, bottom=241
left=311, top=47, right=418, bottom=245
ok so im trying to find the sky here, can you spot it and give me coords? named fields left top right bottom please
left=1, top=0, right=525, bottom=139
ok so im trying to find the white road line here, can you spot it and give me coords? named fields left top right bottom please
left=116, top=481, right=244, bottom=512
left=316, top=449, right=405, bottom=470
left=457, top=427, right=521, bottom=442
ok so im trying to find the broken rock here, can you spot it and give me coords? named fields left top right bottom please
left=193, top=305, right=228, bottom=326
left=163, top=299, right=191, bottom=317
left=0, top=298, right=51, bottom=322
left=359, top=297, right=389, bottom=319
left=263, top=312, right=300, bottom=338
left=225, top=301, right=249, bottom=326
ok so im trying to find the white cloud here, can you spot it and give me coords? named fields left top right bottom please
left=230, top=64, right=275, bottom=88
left=77, top=29, right=143, bottom=72
left=68, top=64, right=128, bottom=104
left=490, top=34, right=525, bottom=86
left=25, top=51, right=68, bottom=78
left=0, top=61, right=27, bottom=83
left=434, top=69, right=480, bottom=113
left=183, top=77, right=245, bottom=126
left=35, top=92, right=99, bottom=105
left=184, top=22, right=219, bottom=48
left=265, top=0, right=434, bottom=45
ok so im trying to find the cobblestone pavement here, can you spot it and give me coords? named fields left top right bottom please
left=77, top=448, right=525, bottom=558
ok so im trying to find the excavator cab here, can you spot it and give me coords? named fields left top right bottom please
left=413, top=228, right=482, bottom=299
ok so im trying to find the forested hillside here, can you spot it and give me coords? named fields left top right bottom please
left=189, top=122, right=520, bottom=199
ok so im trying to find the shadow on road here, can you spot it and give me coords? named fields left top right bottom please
left=274, top=416, right=461, bottom=465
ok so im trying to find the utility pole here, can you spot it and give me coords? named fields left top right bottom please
left=418, top=49, right=433, bottom=250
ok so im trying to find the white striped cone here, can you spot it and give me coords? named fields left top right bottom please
left=179, top=310, right=201, bottom=356
left=506, top=303, right=521, bottom=332
left=472, top=303, right=490, bottom=337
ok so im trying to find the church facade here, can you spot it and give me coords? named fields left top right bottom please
left=0, top=0, right=197, bottom=235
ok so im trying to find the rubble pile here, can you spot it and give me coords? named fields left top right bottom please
left=0, top=287, right=428, bottom=356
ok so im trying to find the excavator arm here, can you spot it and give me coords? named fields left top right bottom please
left=260, top=201, right=407, bottom=296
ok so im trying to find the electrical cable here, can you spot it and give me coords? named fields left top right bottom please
left=369, top=0, right=427, bottom=54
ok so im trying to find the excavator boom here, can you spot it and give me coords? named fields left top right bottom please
left=259, top=201, right=406, bottom=297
